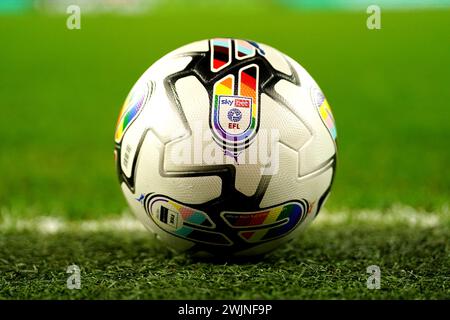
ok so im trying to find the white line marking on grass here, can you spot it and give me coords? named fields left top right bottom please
left=316, top=205, right=446, bottom=228
left=0, top=212, right=145, bottom=234
left=79, top=216, right=146, bottom=232
left=0, top=205, right=447, bottom=234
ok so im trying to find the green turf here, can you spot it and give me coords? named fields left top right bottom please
left=0, top=209, right=448, bottom=299
left=0, top=9, right=449, bottom=218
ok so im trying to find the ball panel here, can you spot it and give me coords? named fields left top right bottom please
left=175, top=76, right=210, bottom=128
left=164, top=75, right=232, bottom=171
left=118, top=54, right=195, bottom=178
left=144, top=82, right=188, bottom=144
left=233, top=161, right=265, bottom=196
left=135, top=130, right=222, bottom=204
left=274, top=79, right=336, bottom=176
left=259, top=93, right=312, bottom=151
left=259, top=43, right=293, bottom=76
left=284, top=55, right=319, bottom=88
left=259, top=143, right=334, bottom=208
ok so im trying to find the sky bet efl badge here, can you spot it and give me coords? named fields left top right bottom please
left=211, top=65, right=260, bottom=158
left=219, top=95, right=252, bottom=133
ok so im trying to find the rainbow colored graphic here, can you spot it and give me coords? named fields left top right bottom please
left=239, top=65, right=258, bottom=133
left=115, top=82, right=149, bottom=143
left=211, top=38, right=231, bottom=72
left=312, top=87, right=337, bottom=140
left=214, top=75, right=234, bottom=97
left=235, top=40, right=255, bottom=59
left=319, top=99, right=337, bottom=140
left=145, top=195, right=232, bottom=246
left=211, top=65, right=259, bottom=156
left=222, top=200, right=309, bottom=243
left=171, top=200, right=214, bottom=228
left=144, top=195, right=309, bottom=247
left=209, top=39, right=263, bottom=157
left=212, top=75, right=233, bottom=139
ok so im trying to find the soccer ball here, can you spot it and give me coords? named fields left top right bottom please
left=114, top=39, right=337, bottom=257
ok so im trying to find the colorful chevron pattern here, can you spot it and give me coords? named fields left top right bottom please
left=312, top=87, right=337, bottom=140
left=222, top=200, right=309, bottom=243
left=209, top=39, right=263, bottom=157
left=319, top=99, right=337, bottom=140
left=238, top=65, right=258, bottom=133
left=144, top=194, right=232, bottom=246
left=211, top=38, right=232, bottom=72
left=235, top=40, right=256, bottom=59
left=114, top=82, right=148, bottom=143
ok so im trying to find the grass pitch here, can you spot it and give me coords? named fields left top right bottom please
left=0, top=7, right=449, bottom=299
left=0, top=208, right=448, bottom=299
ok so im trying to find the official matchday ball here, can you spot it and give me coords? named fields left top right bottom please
left=114, top=39, right=337, bottom=257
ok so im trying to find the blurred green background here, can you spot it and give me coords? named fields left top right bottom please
left=0, top=0, right=449, bottom=219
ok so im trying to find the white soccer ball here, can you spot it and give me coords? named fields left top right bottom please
left=114, top=39, right=337, bottom=257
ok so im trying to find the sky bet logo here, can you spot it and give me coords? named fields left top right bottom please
left=235, top=98, right=251, bottom=108
left=219, top=96, right=251, bottom=108
left=218, top=95, right=252, bottom=131
left=220, top=98, right=234, bottom=107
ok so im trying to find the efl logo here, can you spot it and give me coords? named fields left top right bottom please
left=210, top=64, right=260, bottom=159
left=235, top=98, right=251, bottom=108
left=217, top=95, right=252, bottom=135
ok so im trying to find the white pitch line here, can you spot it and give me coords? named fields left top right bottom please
left=0, top=205, right=447, bottom=234
left=0, top=215, right=146, bottom=234
left=315, top=205, right=446, bottom=228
